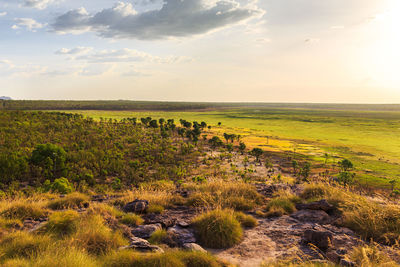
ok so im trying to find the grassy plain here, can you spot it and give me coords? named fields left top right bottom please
left=61, top=108, right=400, bottom=188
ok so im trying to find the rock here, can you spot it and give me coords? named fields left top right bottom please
left=291, top=210, right=331, bottom=224
left=339, top=259, right=355, bottom=267
left=326, top=250, right=342, bottom=264
left=166, top=225, right=196, bottom=247
left=303, top=229, right=333, bottom=251
left=131, top=223, right=162, bottom=239
left=143, top=213, right=176, bottom=228
left=177, top=220, right=190, bottom=228
left=91, top=195, right=108, bottom=202
left=123, top=199, right=149, bottom=213
left=183, top=243, right=206, bottom=253
left=296, top=200, right=334, bottom=212
left=122, top=236, right=164, bottom=253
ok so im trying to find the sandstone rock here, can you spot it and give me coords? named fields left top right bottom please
left=303, top=229, right=333, bottom=251
left=296, top=200, right=334, bottom=212
left=166, top=225, right=196, bottom=247
left=123, top=199, right=149, bottom=213
left=183, top=243, right=207, bottom=253
left=131, top=223, right=162, bottom=239
left=291, top=210, right=331, bottom=224
left=122, top=236, right=164, bottom=253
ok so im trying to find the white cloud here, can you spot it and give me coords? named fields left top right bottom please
left=12, top=18, right=45, bottom=31
left=22, top=0, right=60, bottom=10
left=0, top=12, right=7, bottom=16
left=55, top=47, right=93, bottom=55
left=57, top=47, right=191, bottom=64
left=304, top=38, right=320, bottom=44
left=52, top=0, right=264, bottom=40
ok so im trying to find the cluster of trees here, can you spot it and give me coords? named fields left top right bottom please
left=0, top=111, right=210, bottom=189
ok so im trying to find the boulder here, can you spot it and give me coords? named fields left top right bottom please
left=291, top=210, right=331, bottom=224
left=123, top=199, right=149, bottom=213
left=122, top=237, right=164, bottom=253
left=183, top=243, right=207, bottom=253
left=165, top=225, right=196, bottom=247
left=303, top=229, right=333, bottom=251
left=296, top=200, right=334, bottom=212
left=131, top=223, right=162, bottom=239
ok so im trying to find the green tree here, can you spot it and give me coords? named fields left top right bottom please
left=31, top=143, right=67, bottom=178
left=251, top=148, right=263, bottom=164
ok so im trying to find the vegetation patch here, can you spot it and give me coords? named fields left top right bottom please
left=0, top=231, right=52, bottom=259
left=0, top=202, right=47, bottom=220
left=42, top=210, right=80, bottom=237
left=234, top=212, right=258, bottom=228
left=193, top=209, right=243, bottom=249
left=47, top=192, right=89, bottom=210
left=119, top=213, right=143, bottom=226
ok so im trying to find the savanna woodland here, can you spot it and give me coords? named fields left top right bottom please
left=0, top=103, right=400, bottom=267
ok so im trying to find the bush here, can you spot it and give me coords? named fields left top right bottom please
left=1, top=202, right=47, bottom=220
left=31, top=247, right=97, bottom=267
left=48, top=192, right=89, bottom=210
left=43, top=210, right=80, bottom=237
left=102, top=251, right=185, bottom=267
left=148, top=229, right=168, bottom=245
left=265, top=197, right=296, bottom=216
left=193, top=209, right=243, bottom=249
left=350, top=244, right=396, bottom=266
left=234, top=212, right=258, bottom=228
left=147, top=204, right=165, bottom=214
left=45, top=178, right=74, bottom=194
left=72, top=214, right=127, bottom=255
left=119, top=213, right=143, bottom=226
left=0, top=231, right=52, bottom=259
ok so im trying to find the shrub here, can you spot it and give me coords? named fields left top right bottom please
left=148, top=229, right=168, bottom=245
left=1, top=202, right=47, bottom=220
left=119, top=213, right=143, bottom=226
left=46, top=178, right=74, bottom=194
left=226, top=196, right=255, bottom=211
left=193, top=209, right=243, bottom=249
left=43, top=210, right=80, bottom=237
left=101, top=250, right=137, bottom=267
left=0, top=231, right=52, bottom=259
left=234, top=212, right=258, bottom=228
left=72, top=214, right=127, bottom=255
left=265, top=197, right=296, bottom=216
left=147, top=204, right=165, bottom=214
left=48, top=192, right=89, bottom=210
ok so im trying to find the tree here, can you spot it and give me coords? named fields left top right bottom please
left=238, top=142, right=246, bottom=155
left=389, top=179, right=397, bottom=191
left=299, top=162, right=311, bottom=182
left=292, top=160, right=299, bottom=175
left=149, top=120, right=158, bottom=128
left=251, top=148, right=263, bottom=164
left=218, top=122, right=222, bottom=126
left=31, top=143, right=67, bottom=178
left=337, top=171, right=355, bottom=186
left=209, top=136, right=223, bottom=149
left=339, top=159, right=353, bottom=171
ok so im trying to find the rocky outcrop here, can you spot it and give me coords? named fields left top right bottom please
left=183, top=243, right=207, bottom=253
left=303, top=229, right=333, bottom=251
left=296, top=199, right=334, bottom=212
left=291, top=209, right=332, bottom=224
left=122, top=236, right=164, bottom=253
left=131, top=223, right=162, bottom=239
left=166, top=225, right=196, bottom=247
left=123, top=199, right=149, bottom=213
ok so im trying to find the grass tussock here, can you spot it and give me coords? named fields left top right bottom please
left=119, top=213, right=143, bottom=226
left=148, top=229, right=168, bottom=245
left=47, top=192, right=89, bottom=210
left=193, top=209, right=243, bottom=249
left=0, top=231, right=52, bottom=259
left=186, top=180, right=263, bottom=210
left=101, top=250, right=223, bottom=267
left=71, top=214, right=127, bottom=255
left=42, top=210, right=80, bottom=237
left=115, top=190, right=184, bottom=209
left=350, top=244, right=398, bottom=266
left=147, top=204, right=165, bottom=214
left=265, top=197, right=296, bottom=217
left=234, top=212, right=258, bottom=228
left=0, top=201, right=48, bottom=220
left=0, top=217, right=23, bottom=229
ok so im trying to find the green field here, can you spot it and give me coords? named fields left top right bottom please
left=60, top=108, right=400, bottom=188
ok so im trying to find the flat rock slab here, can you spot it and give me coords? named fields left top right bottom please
left=131, top=223, right=162, bottom=239
left=291, top=210, right=332, bottom=224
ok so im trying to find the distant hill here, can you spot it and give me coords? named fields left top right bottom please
left=0, top=96, right=12, bottom=100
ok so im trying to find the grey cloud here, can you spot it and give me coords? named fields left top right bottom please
left=52, top=0, right=263, bottom=40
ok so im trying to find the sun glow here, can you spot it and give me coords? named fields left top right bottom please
left=362, top=0, right=400, bottom=90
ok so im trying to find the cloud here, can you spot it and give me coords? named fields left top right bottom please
left=304, top=38, right=320, bottom=44
left=57, top=47, right=191, bottom=64
left=12, top=18, right=45, bottom=31
left=22, top=0, right=60, bottom=10
left=0, top=12, right=7, bottom=16
left=52, top=0, right=264, bottom=40
left=55, top=47, right=93, bottom=55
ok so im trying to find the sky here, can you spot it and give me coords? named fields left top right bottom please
left=0, top=0, right=399, bottom=103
